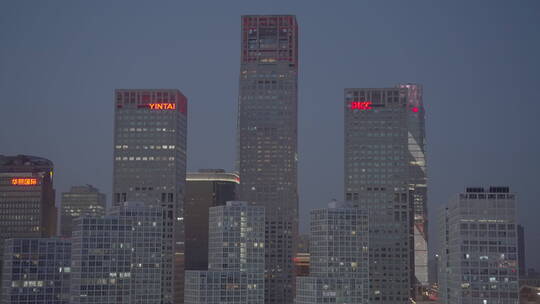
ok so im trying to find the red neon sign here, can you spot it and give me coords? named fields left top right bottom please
left=411, top=107, right=419, bottom=113
left=350, top=101, right=372, bottom=110
left=11, top=178, right=37, bottom=186
left=148, top=103, right=176, bottom=110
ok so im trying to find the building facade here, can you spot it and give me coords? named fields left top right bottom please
left=0, top=155, right=57, bottom=300
left=185, top=169, right=239, bottom=271
left=60, top=185, right=106, bottom=237
left=113, top=89, right=187, bottom=304
left=184, top=201, right=265, bottom=304
left=439, top=187, right=519, bottom=304
left=293, top=234, right=310, bottom=278
left=295, top=201, right=369, bottom=304
left=237, top=15, right=299, bottom=304
left=344, top=85, right=427, bottom=303
left=517, top=225, right=525, bottom=277
left=1, top=238, right=71, bottom=304
left=70, top=202, right=163, bottom=304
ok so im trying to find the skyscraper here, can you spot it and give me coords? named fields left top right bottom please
left=70, top=202, right=163, bottom=304
left=1, top=238, right=71, bottom=304
left=113, top=89, right=187, bottom=304
left=185, top=169, right=239, bottom=271
left=60, top=185, right=106, bottom=237
left=295, top=201, right=369, bottom=304
left=344, top=85, right=427, bottom=303
left=438, top=187, right=519, bottom=304
left=0, top=155, right=57, bottom=300
left=184, top=201, right=265, bottom=304
left=237, top=15, right=299, bottom=304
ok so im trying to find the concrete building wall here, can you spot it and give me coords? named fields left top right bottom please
left=60, top=185, right=105, bottom=237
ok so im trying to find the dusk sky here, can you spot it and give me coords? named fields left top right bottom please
left=1, top=1, right=539, bottom=269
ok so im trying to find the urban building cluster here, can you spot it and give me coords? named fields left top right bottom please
left=0, top=14, right=532, bottom=304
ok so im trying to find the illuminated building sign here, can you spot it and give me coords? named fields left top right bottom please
left=11, top=178, right=37, bottom=186
left=350, top=101, right=372, bottom=110
left=137, top=103, right=177, bottom=110
left=148, top=103, right=176, bottom=110
left=411, top=107, right=419, bottom=113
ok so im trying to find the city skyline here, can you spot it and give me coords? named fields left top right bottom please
left=1, top=0, right=539, bottom=272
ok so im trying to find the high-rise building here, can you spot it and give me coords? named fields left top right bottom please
left=237, top=15, right=299, bottom=304
left=295, top=201, right=369, bottom=304
left=60, top=185, right=106, bottom=237
left=1, top=238, right=71, bottom=304
left=517, top=225, right=525, bottom=277
left=70, top=202, right=163, bottom=304
left=113, top=89, right=187, bottom=304
left=184, top=201, right=265, bottom=304
left=438, top=187, right=519, bottom=304
left=0, top=155, right=57, bottom=300
left=344, top=85, right=427, bottom=303
left=185, top=169, right=239, bottom=271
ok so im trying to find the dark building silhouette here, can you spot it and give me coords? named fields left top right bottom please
left=60, top=185, right=106, bottom=237
left=428, top=254, right=440, bottom=285
left=0, top=154, right=57, bottom=300
left=184, top=169, right=239, bottom=271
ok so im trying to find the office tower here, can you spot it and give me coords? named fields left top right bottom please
left=184, top=201, right=265, bottom=304
left=113, top=89, right=187, bottom=304
left=517, top=225, right=525, bottom=277
left=344, top=84, right=427, bottom=303
left=70, top=202, right=163, bottom=304
left=237, top=15, right=299, bottom=304
left=0, top=155, right=57, bottom=300
left=293, top=235, right=309, bottom=277
left=185, top=169, right=239, bottom=271
left=1, top=238, right=71, bottom=304
left=398, top=84, right=428, bottom=294
left=295, top=201, right=369, bottom=304
left=439, top=187, right=519, bottom=304
left=60, top=185, right=106, bottom=237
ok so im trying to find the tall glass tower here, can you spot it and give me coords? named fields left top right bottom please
left=237, top=15, right=299, bottom=304
left=344, top=84, right=427, bottom=303
left=113, top=89, right=187, bottom=304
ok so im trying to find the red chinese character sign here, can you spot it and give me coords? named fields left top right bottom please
left=11, top=178, right=37, bottom=185
left=350, top=101, right=372, bottom=110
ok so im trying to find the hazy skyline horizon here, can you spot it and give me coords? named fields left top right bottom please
left=1, top=1, right=539, bottom=270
